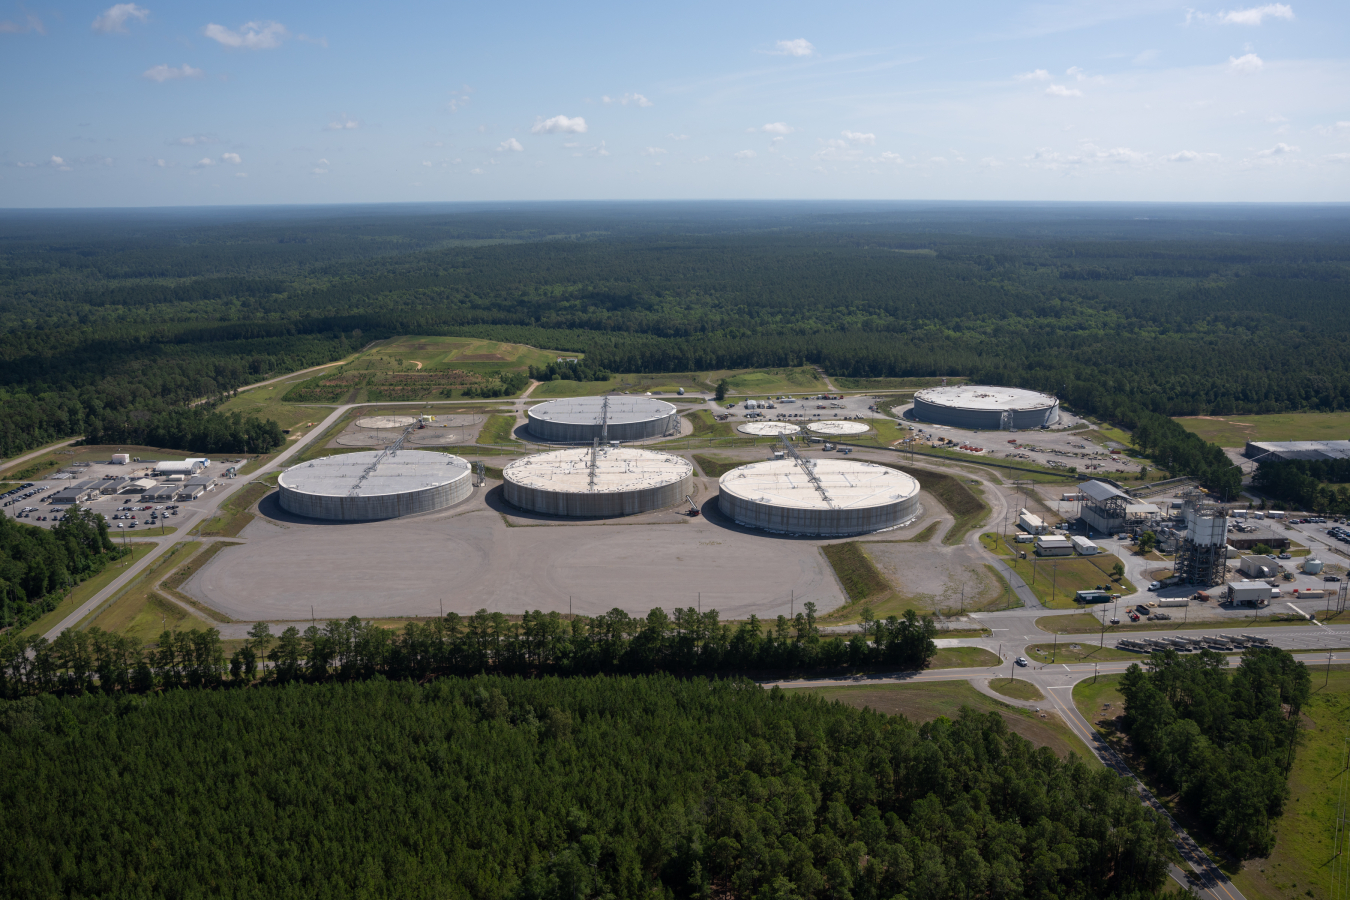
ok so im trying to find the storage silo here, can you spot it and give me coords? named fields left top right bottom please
left=526, top=396, right=678, bottom=443
left=277, top=450, right=473, bottom=521
left=718, top=455, right=920, bottom=536
left=503, top=446, right=693, bottom=517
left=911, top=385, right=1060, bottom=430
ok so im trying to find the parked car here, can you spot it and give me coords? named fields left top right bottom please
left=1148, top=581, right=1160, bottom=591
left=1015, top=657, right=1028, bottom=667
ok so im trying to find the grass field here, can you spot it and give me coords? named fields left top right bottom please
left=801, top=680, right=1096, bottom=763
left=691, top=454, right=742, bottom=478
left=1, top=444, right=200, bottom=481
left=1000, top=553, right=1135, bottom=608
left=875, top=461, right=989, bottom=545
left=1176, top=411, right=1350, bottom=447
left=22, top=542, right=157, bottom=636
left=477, top=414, right=521, bottom=445
left=820, top=542, right=890, bottom=602
left=989, top=677, right=1044, bottom=701
left=833, top=376, right=955, bottom=390
left=714, top=366, right=825, bottom=396
left=80, top=541, right=211, bottom=641
left=191, top=482, right=272, bottom=538
left=216, top=372, right=332, bottom=434
left=282, top=337, right=570, bottom=403
left=159, top=542, right=238, bottom=623
left=531, top=372, right=709, bottom=398
left=929, top=646, right=1001, bottom=668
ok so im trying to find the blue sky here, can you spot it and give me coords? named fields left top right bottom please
left=1, top=0, right=1347, bottom=206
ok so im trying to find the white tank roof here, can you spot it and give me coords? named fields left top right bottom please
left=504, top=447, right=692, bottom=494
left=528, top=396, right=675, bottom=426
left=279, top=450, right=470, bottom=499
left=719, top=459, right=918, bottom=511
left=737, top=422, right=801, bottom=436
left=915, top=385, right=1058, bottom=411
left=807, top=420, right=870, bottom=435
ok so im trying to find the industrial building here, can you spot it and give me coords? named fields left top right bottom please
left=176, top=475, right=217, bottom=501
left=807, top=420, right=870, bottom=436
left=526, top=396, right=678, bottom=443
left=911, top=385, right=1060, bottom=430
left=737, top=422, right=801, bottom=436
left=717, top=447, right=920, bottom=536
left=1017, top=510, right=1046, bottom=534
left=142, top=484, right=178, bottom=502
left=1174, top=493, right=1229, bottom=585
left=154, top=458, right=209, bottom=477
left=503, top=446, right=693, bottom=517
left=278, top=449, right=473, bottom=521
left=1238, top=555, right=1280, bottom=579
left=1227, top=528, right=1290, bottom=552
left=1070, top=535, right=1099, bottom=555
left=1078, top=480, right=1158, bottom=534
left=1227, top=581, right=1273, bottom=606
left=51, top=482, right=100, bottom=504
left=1034, top=534, right=1073, bottom=556
left=1244, top=440, right=1350, bottom=462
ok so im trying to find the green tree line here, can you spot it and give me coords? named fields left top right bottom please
left=0, top=605, right=940, bottom=696
left=0, top=673, right=1181, bottom=899
left=0, top=506, right=123, bottom=630
left=1119, top=647, right=1310, bottom=859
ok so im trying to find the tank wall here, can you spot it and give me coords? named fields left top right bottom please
left=278, top=475, right=472, bottom=521
left=718, top=491, right=920, bottom=536
left=526, top=411, right=677, bottom=443
left=912, top=397, right=1058, bottom=430
left=504, top=473, right=691, bottom=517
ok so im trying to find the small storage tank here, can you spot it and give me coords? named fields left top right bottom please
left=1303, top=558, right=1325, bottom=574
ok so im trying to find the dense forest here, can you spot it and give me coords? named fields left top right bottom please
left=0, top=605, right=940, bottom=696
left=3, top=204, right=1350, bottom=486
left=1253, top=457, right=1350, bottom=513
left=1119, top=647, right=1310, bottom=859
left=0, top=506, right=123, bottom=630
left=0, top=674, right=1182, bottom=900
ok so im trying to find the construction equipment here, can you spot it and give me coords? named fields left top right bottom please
left=685, top=495, right=700, bottom=517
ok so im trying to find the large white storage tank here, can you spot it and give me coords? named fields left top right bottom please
left=278, top=450, right=473, bottom=521
left=912, top=385, right=1060, bottom=430
left=526, top=396, right=678, bottom=443
left=717, top=458, right=920, bottom=536
left=503, top=447, right=692, bottom=517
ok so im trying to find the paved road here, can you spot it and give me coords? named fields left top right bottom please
left=0, top=437, right=81, bottom=473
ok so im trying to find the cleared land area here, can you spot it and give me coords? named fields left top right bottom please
left=875, top=462, right=988, bottom=545
left=929, top=647, right=1001, bottom=668
left=184, top=490, right=848, bottom=621
left=191, top=482, right=271, bottom=538
left=81, top=541, right=212, bottom=641
left=801, top=680, right=1096, bottom=762
left=1176, top=411, right=1350, bottom=447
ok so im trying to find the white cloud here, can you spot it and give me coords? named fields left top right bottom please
left=1313, top=121, right=1350, bottom=135
left=842, top=131, right=876, bottom=145
left=422, top=160, right=432, bottom=167
left=49, top=156, right=70, bottom=170
left=196, top=157, right=214, bottom=167
left=774, top=38, right=815, bottom=57
left=1218, top=4, right=1294, bottom=25
left=233, top=172, right=247, bottom=178
left=497, top=138, right=524, bottom=152
left=471, top=167, right=485, bottom=175
left=1016, top=69, right=1051, bottom=81
left=642, top=147, right=667, bottom=156
left=325, top=115, right=359, bottom=131
left=92, top=3, right=148, bottom=34
left=221, top=152, right=241, bottom=164
left=758, top=122, right=793, bottom=135
left=143, top=63, right=203, bottom=82
left=602, top=93, right=653, bottom=107
left=153, top=159, right=166, bottom=168
left=734, top=149, right=757, bottom=159
left=15, top=161, right=38, bottom=168
left=445, top=85, right=473, bottom=113
left=311, top=166, right=328, bottom=175
left=203, top=21, right=288, bottom=50
left=1169, top=150, right=1220, bottom=162
left=531, top=115, right=587, bottom=134
left=1133, top=49, right=1159, bottom=64
left=872, top=151, right=904, bottom=164
left=1045, top=84, right=1082, bottom=97
left=1066, top=66, right=1085, bottom=80
left=1323, top=153, right=1350, bottom=163
left=175, top=134, right=216, bottom=146
left=1228, top=53, right=1264, bottom=74
left=668, top=133, right=689, bottom=141
left=979, top=157, right=1003, bottom=168
left=1257, top=142, right=1298, bottom=156
left=0, top=14, right=45, bottom=34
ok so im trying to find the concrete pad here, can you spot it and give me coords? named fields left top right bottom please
left=185, top=483, right=851, bottom=621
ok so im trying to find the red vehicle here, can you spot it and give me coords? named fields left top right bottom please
left=1128, top=611, right=1140, bottom=622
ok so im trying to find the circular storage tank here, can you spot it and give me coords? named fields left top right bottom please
left=527, top=396, right=678, bottom=443
left=808, top=420, right=871, bottom=436
left=911, top=385, right=1059, bottom=430
left=278, top=449, right=472, bottom=521
left=503, top=447, right=693, bottom=517
left=738, top=422, right=801, bottom=436
left=1303, top=558, right=1325, bottom=574
left=718, top=459, right=920, bottom=536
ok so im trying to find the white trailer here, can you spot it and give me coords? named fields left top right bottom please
left=1018, top=509, right=1046, bottom=534
left=1070, top=535, right=1099, bottom=555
